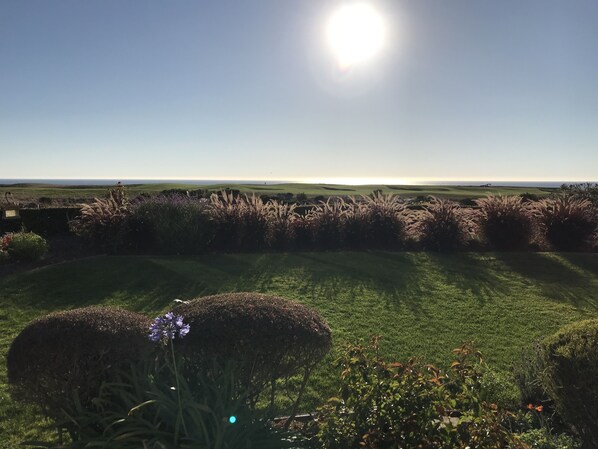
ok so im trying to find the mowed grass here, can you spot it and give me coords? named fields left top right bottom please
left=1, top=182, right=554, bottom=202
left=1, top=252, right=598, bottom=447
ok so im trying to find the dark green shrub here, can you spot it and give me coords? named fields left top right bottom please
left=6, top=306, right=151, bottom=426
left=2, top=231, right=49, bottom=261
left=20, top=207, right=80, bottom=236
left=557, top=183, right=598, bottom=207
left=129, top=195, right=214, bottom=254
left=541, top=319, right=598, bottom=448
left=317, top=338, right=527, bottom=449
left=534, top=198, right=596, bottom=251
left=475, top=195, right=535, bottom=250
left=172, top=293, right=332, bottom=410
left=418, top=197, right=472, bottom=251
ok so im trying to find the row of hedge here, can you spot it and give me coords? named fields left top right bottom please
left=69, top=190, right=598, bottom=254
left=7, top=294, right=332, bottom=447
left=8, top=296, right=596, bottom=448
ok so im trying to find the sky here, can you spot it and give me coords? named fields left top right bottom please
left=1, top=0, right=597, bottom=183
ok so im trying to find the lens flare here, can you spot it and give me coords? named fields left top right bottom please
left=326, top=3, right=386, bottom=70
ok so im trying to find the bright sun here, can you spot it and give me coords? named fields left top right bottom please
left=326, top=3, right=386, bottom=70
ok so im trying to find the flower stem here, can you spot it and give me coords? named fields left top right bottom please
left=170, top=339, right=188, bottom=440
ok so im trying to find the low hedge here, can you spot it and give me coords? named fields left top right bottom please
left=173, top=293, right=332, bottom=404
left=6, top=306, right=152, bottom=425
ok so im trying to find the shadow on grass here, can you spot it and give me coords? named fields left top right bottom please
left=492, top=252, right=598, bottom=311
left=292, top=252, right=431, bottom=319
left=422, top=252, right=511, bottom=305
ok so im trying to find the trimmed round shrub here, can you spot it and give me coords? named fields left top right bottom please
left=172, top=293, right=332, bottom=399
left=475, top=195, right=536, bottom=250
left=3, top=231, right=49, bottom=262
left=541, top=319, right=598, bottom=448
left=7, top=306, right=152, bottom=421
left=534, top=198, right=597, bottom=251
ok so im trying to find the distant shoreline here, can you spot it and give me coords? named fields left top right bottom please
left=0, top=179, right=593, bottom=188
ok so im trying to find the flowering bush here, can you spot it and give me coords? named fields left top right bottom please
left=55, top=311, right=297, bottom=449
left=1, top=231, right=49, bottom=262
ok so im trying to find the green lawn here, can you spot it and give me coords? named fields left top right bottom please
left=1, top=182, right=554, bottom=202
left=1, top=252, right=597, bottom=447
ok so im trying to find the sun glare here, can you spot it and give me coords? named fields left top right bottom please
left=326, top=3, right=386, bottom=70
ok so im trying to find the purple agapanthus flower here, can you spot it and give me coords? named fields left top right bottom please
left=149, top=312, right=190, bottom=343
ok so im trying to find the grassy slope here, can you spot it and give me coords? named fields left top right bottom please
left=1, top=252, right=597, bottom=446
left=1, top=182, right=554, bottom=202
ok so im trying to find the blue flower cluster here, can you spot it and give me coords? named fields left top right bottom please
left=149, top=312, right=190, bottom=343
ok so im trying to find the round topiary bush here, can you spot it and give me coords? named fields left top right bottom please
left=541, top=319, right=598, bottom=448
left=172, top=293, right=332, bottom=403
left=6, top=306, right=152, bottom=422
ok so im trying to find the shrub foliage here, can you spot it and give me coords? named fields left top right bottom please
left=317, top=338, right=527, bottom=449
left=70, top=187, right=130, bottom=252
left=172, top=293, right=332, bottom=407
left=475, top=195, right=535, bottom=250
left=541, top=319, right=598, bottom=448
left=6, top=306, right=151, bottom=424
left=1, top=231, right=49, bottom=262
left=534, top=198, right=597, bottom=251
left=417, top=197, right=472, bottom=251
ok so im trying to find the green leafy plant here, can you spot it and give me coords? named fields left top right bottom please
left=316, top=337, right=527, bottom=449
left=519, top=428, right=581, bottom=449
left=475, top=195, right=536, bottom=250
left=1, top=231, right=49, bottom=262
left=541, top=319, right=598, bottom=448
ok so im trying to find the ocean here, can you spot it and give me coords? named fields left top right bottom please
left=0, top=179, right=593, bottom=188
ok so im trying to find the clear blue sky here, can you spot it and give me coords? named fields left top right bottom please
left=1, top=0, right=597, bottom=183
